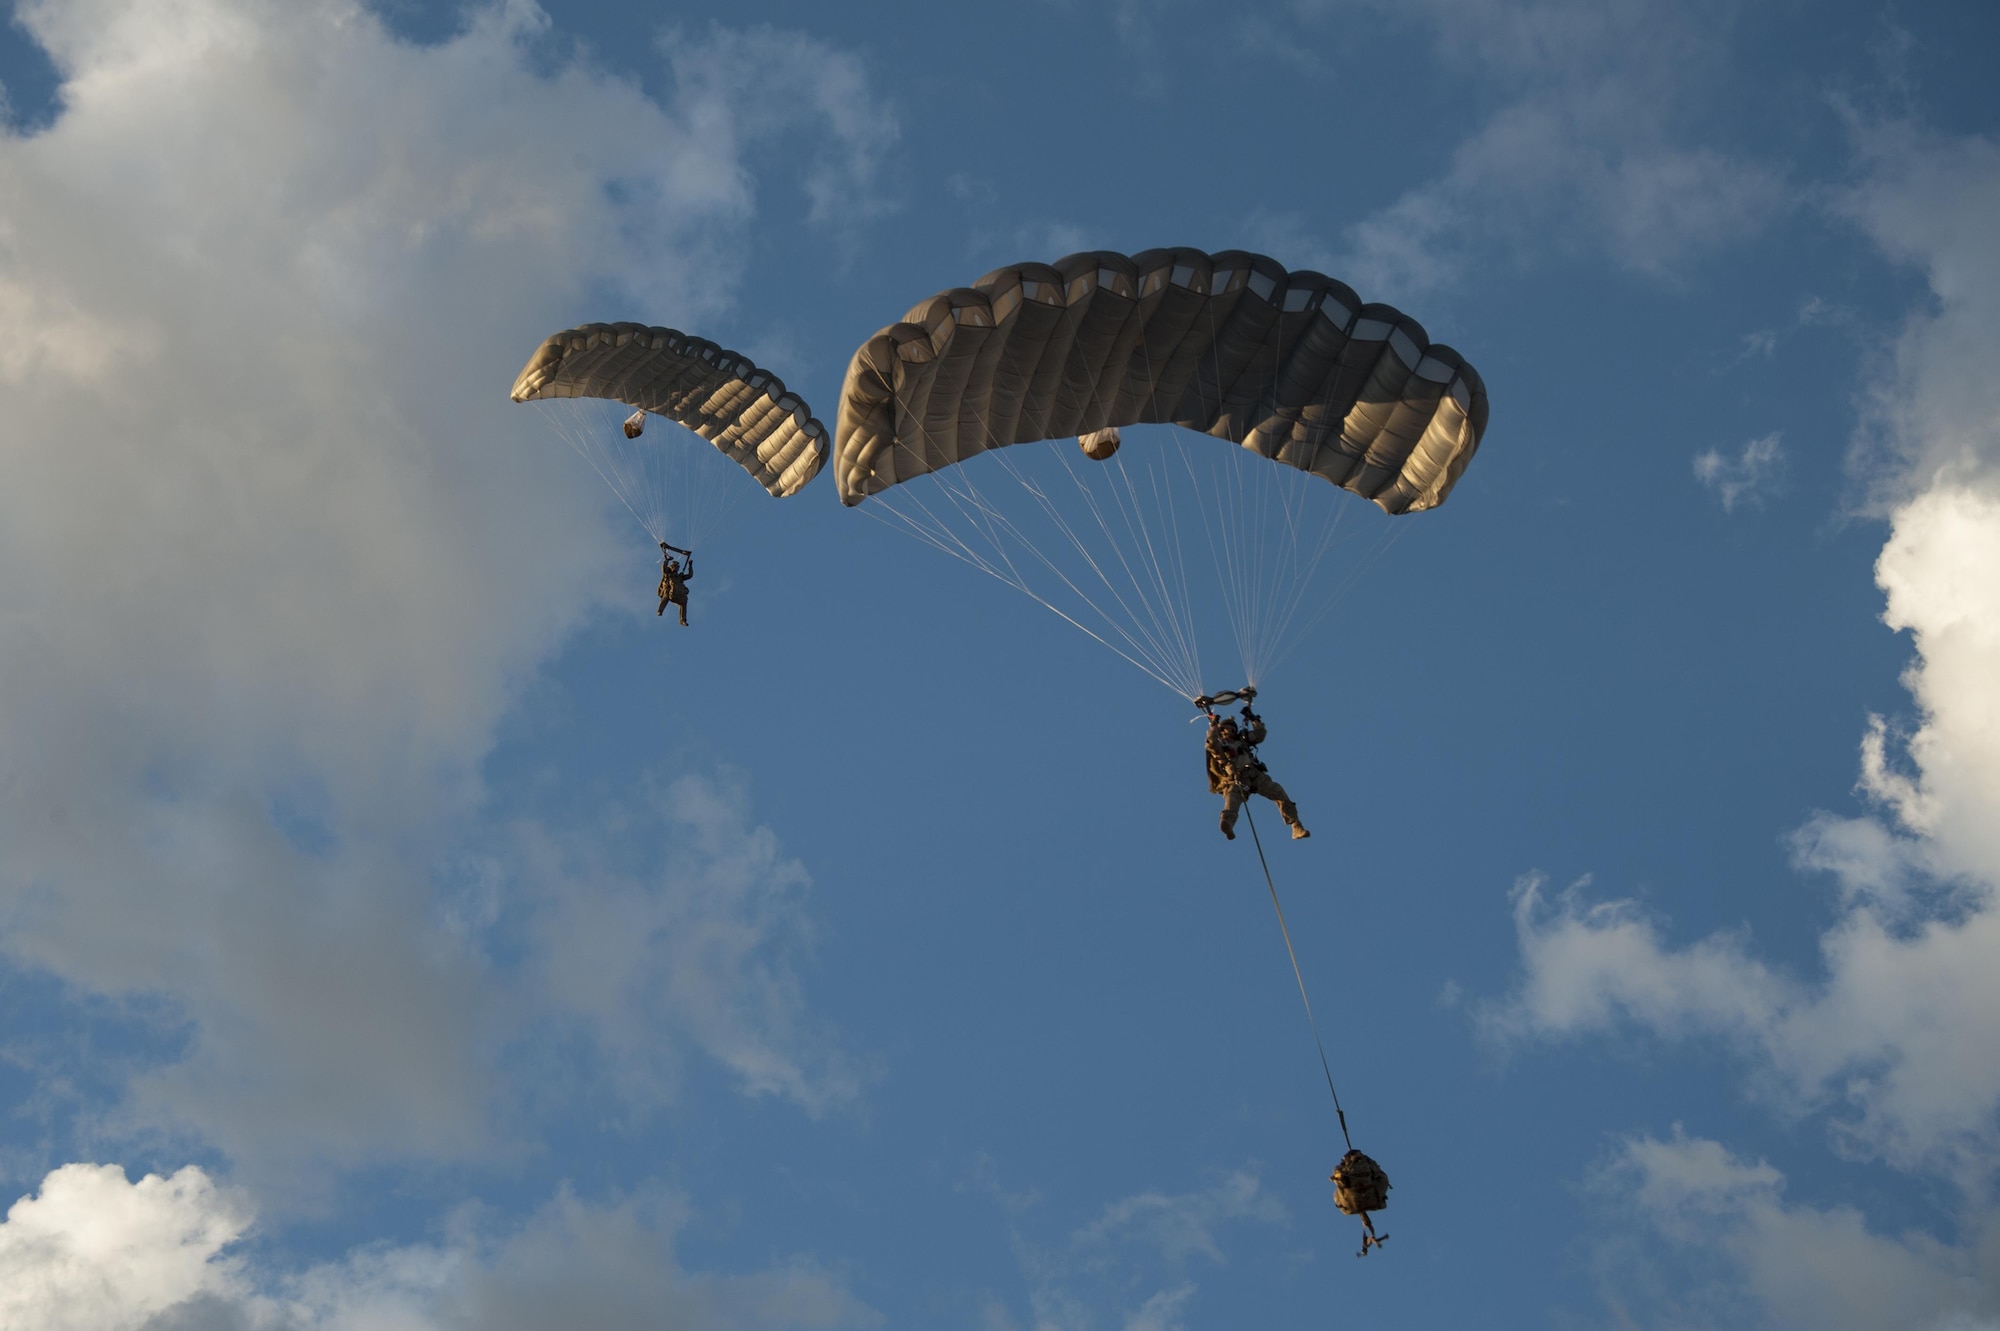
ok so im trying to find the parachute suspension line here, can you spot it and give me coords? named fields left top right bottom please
left=989, top=447, right=1199, bottom=693
left=898, top=350, right=1210, bottom=699
left=965, top=439, right=1202, bottom=698
left=1162, top=299, right=1305, bottom=692
left=1247, top=457, right=1347, bottom=684
left=537, top=400, right=665, bottom=544
left=873, top=471, right=1195, bottom=699
left=1257, top=517, right=1410, bottom=685
left=862, top=459, right=1149, bottom=684
left=1119, top=324, right=1208, bottom=689
left=1240, top=303, right=1327, bottom=685
left=1011, top=302, right=1208, bottom=697
left=1242, top=804, right=1354, bottom=1153
left=1021, top=439, right=1204, bottom=697
left=869, top=398, right=1204, bottom=698
left=534, top=399, right=756, bottom=552
left=1117, top=318, right=1270, bottom=701
left=1005, top=301, right=1207, bottom=695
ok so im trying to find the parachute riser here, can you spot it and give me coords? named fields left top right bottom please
left=1192, top=684, right=1256, bottom=717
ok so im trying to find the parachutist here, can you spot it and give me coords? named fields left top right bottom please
left=1205, top=705, right=1307, bottom=840
left=657, top=542, right=694, bottom=626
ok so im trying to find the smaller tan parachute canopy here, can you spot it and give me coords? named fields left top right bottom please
left=834, top=248, right=1488, bottom=512
left=512, top=323, right=826, bottom=498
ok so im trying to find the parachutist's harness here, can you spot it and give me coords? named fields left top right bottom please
left=1198, top=685, right=1394, bottom=1257
left=1197, top=687, right=1269, bottom=790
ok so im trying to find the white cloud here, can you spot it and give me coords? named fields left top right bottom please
left=1069, top=1170, right=1286, bottom=1266
left=281, top=1184, right=877, bottom=1331
left=1480, top=873, right=1789, bottom=1046
left=509, top=774, right=862, bottom=1117
left=1484, top=872, right=2000, bottom=1171
left=1865, top=486, right=2000, bottom=879
left=1597, top=1130, right=2000, bottom=1331
left=974, top=1163, right=1285, bottom=1331
left=0, top=1163, right=877, bottom=1331
left=0, top=0, right=879, bottom=1177
left=1694, top=432, right=1788, bottom=511
left=660, top=24, right=899, bottom=232
left=1487, top=119, right=2000, bottom=1165
left=0, top=1164, right=250, bottom=1331
left=1282, top=0, right=1787, bottom=298
left=1841, top=125, right=2000, bottom=507
left=1484, top=118, right=2000, bottom=1325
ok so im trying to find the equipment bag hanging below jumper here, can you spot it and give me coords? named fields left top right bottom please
left=1330, top=1148, right=1392, bottom=1257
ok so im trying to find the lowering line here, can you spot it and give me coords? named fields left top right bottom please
left=1242, top=804, right=1353, bottom=1153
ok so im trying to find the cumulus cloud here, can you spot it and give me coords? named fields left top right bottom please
left=0, top=1164, right=250, bottom=1331
left=1485, top=872, right=2000, bottom=1172
left=1486, top=122, right=2000, bottom=1170
left=1694, top=432, right=1787, bottom=511
left=1484, top=118, right=2000, bottom=1325
left=0, top=1163, right=876, bottom=1331
left=1595, top=1130, right=2000, bottom=1331
left=0, top=0, right=877, bottom=1176
left=1863, top=486, right=2000, bottom=880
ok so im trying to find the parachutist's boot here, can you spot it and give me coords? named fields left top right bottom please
left=1292, top=825, right=1311, bottom=840
left=1219, top=814, right=1235, bottom=841
left=1281, top=801, right=1308, bottom=839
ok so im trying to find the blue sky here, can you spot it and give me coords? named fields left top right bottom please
left=1, top=1, right=1997, bottom=1327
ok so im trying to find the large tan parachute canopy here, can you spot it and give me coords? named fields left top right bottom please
left=512, top=323, right=827, bottom=498
left=834, top=248, right=1488, bottom=512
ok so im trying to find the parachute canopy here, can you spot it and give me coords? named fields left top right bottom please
left=834, top=248, right=1488, bottom=512
left=512, top=322, right=827, bottom=498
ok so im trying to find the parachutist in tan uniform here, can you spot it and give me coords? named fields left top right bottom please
left=1206, top=709, right=1308, bottom=841
left=657, top=543, right=693, bottom=625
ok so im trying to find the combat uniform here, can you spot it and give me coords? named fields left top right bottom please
left=1206, top=714, right=1307, bottom=840
left=657, top=548, right=692, bottom=625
